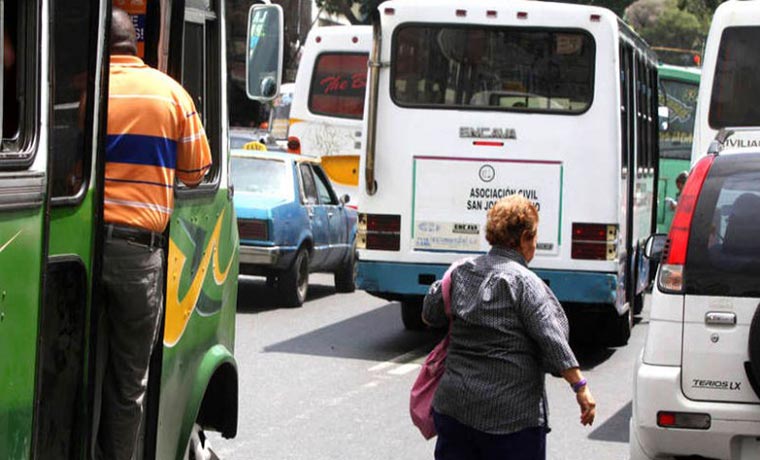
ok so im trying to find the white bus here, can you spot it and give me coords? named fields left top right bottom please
left=691, top=0, right=760, bottom=162
left=355, top=0, right=660, bottom=345
left=287, top=25, right=371, bottom=204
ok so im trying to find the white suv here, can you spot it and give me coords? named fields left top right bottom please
left=630, top=146, right=760, bottom=459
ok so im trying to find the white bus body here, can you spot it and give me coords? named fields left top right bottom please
left=692, top=0, right=760, bottom=161
left=288, top=25, right=371, bottom=203
left=356, top=0, right=659, bottom=345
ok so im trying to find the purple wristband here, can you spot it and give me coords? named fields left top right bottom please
left=571, top=378, right=587, bottom=393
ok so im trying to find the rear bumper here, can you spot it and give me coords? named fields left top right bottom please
left=631, top=356, right=760, bottom=459
left=239, top=245, right=280, bottom=266
left=356, top=260, right=617, bottom=303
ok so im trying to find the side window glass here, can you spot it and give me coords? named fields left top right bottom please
left=51, top=0, right=97, bottom=199
left=182, top=21, right=205, bottom=122
left=0, top=2, right=36, bottom=164
left=299, top=163, right=317, bottom=204
left=312, top=166, right=336, bottom=205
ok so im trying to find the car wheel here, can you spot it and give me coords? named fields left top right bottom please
left=334, top=244, right=357, bottom=293
left=605, top=305, right=632, bottom=347
left=401, top=297, right=426, bottom=331
left=279, top=249, right=309, bottom=307
left=183, top=423, right=218, bottom=460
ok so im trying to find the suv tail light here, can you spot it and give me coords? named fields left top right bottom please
left=357, top=213, right=401, bottom=251
left=238, top=219, right=269, bottom=241
left=658, top=155, right=715, bottom=292
left=571, top=223, right=618, bottom=260
left=287, top=136, right=301, bottom=154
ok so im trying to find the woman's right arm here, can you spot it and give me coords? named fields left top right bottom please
left=422, top=280, right=447, bottom=327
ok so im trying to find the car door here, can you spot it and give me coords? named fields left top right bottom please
left=299, top=162, right=329, bottom=269
left=312, top=164, right=348, bottom=269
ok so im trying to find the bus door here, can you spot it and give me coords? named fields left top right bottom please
left=619, top=41, right=636, bottom=309
left=0, top=0, right=109, bottom=458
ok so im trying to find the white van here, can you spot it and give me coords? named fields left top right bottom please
left=287, top=25, right=371, bottom=205
left=691, top=0, right=760, bottom=161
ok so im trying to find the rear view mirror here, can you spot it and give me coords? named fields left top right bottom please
left=246, top=4, right=283, bottom=101
left=645, top=233, right=667, bottom=261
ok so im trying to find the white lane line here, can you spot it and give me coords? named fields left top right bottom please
left=387, top=363, right=421, bottom=376
left=367, top=345, right=430, bottom=372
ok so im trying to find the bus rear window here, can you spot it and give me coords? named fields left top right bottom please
left=659, top=78, right=698, bottom=160
left=308, top=52, right=368, bottom=119
left=686, top=153, right=760, bottom=297
left=391, top=26, right=595, bottom=113
left=709, top=27, right=760, bottom=128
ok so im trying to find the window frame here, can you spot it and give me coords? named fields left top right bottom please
left=175, top=3, right=221, bottom=198
left=389, top=23, right=597, bottom=115
left=0, top=0, right=40, bottom=169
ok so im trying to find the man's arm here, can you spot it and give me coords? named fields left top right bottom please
left=176, top=91, right=212, bottom=187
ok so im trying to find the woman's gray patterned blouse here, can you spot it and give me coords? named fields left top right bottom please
left=422, top=246, right=578, bottom=435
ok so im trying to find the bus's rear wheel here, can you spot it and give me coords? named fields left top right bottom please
left=401, top=297, right=425, bottom=330
left=605, top=306, right=632, bottom=347
left=184, top=423, right=218, bottom=460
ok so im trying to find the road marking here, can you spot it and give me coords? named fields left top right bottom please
left=367, top=345, right=429, bottom=372
left=387, top=363, right=421, bottom=375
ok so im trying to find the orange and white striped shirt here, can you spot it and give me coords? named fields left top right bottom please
left=105, top=55, right=212, bottom=233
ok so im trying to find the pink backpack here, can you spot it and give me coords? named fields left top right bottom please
left=409, top=264, right=457, bottom=440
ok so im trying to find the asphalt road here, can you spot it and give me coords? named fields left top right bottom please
left=209, top=274, right=648, bottom=460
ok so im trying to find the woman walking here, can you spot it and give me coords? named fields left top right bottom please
left=422, top=195, right=595, bottom=460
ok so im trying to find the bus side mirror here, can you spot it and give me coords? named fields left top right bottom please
left=658, top=106, right=670, bottom=132
left=246, top=4, right=284, bottom=102
left=644, top=233, right=667, bottom=261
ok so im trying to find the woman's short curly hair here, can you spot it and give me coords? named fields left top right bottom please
left=485, top=194, right=539, bottom=249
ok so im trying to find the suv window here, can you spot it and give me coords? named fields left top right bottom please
left=709, top=26, right=760, bottom=128
left=308, top=52, right=368, bottom=119
left=686, top=153, right=760, bottom=297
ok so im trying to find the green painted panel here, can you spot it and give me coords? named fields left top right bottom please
left=0, top=208, right=45, bottom=459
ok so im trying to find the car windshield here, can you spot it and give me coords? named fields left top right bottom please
left=686, top=153, right=760, bottom=297
left=230, top=157, right=290, bottom=197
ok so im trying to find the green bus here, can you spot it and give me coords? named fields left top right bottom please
left=656, top=64, right=701, bottom=233
left=0, top=1, right=264, bottom=458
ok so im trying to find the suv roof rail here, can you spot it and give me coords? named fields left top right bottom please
left=708, top=129, right=735, bottom=155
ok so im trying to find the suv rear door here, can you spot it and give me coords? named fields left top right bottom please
left=681, top=153, right=760, bottom=403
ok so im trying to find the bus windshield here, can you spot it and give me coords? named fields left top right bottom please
left=391, top=25, right=595, bottom=113
left=660, top=77, right=698, bottom=160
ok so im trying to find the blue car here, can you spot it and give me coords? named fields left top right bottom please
left=231, top=150, right=358, bottom=306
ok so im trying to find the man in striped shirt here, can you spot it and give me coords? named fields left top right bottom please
left=96, top=8, right=211, bottom=460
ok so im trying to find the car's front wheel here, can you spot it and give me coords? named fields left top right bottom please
left=279, top=249, right=309, bottom=307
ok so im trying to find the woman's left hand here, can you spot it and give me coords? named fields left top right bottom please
left=576, top=386, right=596, bottom=426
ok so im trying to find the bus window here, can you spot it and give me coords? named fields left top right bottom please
left=709, top=26, right=760, bottom=128
left=179, top=5, right=221, bottom=188
left=308, top=52, right=367, bottom=119
left=0, top=2, right=35, bottom=163
left=391, top=26, right=595, bottom=113
left=51, top=0, right=98, bottom=199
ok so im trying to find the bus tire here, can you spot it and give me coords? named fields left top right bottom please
left=279, top=249, right=309, bottom=307
left=401, top=297, right=425, bottom=331
left=184, top=423, right=218, bottom=460
left=334, top=245, right=357, bottom=293
left=606, top=306, right=632, bottom=347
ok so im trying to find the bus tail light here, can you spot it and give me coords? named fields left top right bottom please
left=287, top=136, right=301, bottom=154
left=357, top=213, right=401, bottom=251
left=658, top=155, right=715, bottom=293
left=571, top=223, right=617, bottom=260
left=238, top=219, right=269, bottom=241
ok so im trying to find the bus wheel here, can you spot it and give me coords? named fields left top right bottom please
left=334, top=244, right=357, bottom=293
left=605, top=306, right=632, bottom=347
left=633, top=292, right=644, bottom=315
left=184, top=423, right=218, bottom=460
left=401, top=297, right=425, bottom=331
left=279, top=249, right=309, bottom=307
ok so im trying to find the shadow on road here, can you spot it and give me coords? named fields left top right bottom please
left=588, top=401, right=631, bottom=443
left=263, top=301, right=443, bottom=362
left=236, top=275, right=336, bottom=313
